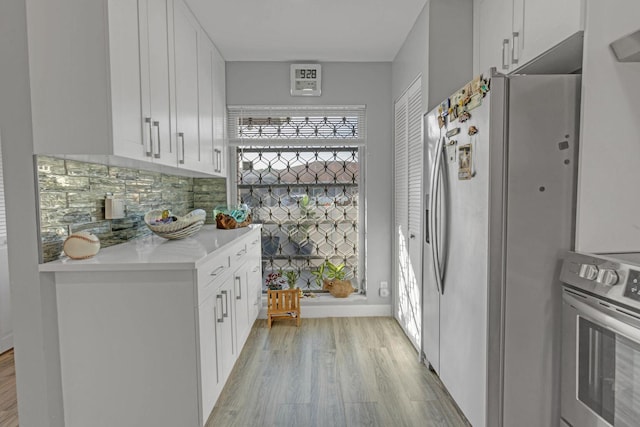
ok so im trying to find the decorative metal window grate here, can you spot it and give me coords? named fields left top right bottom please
left=237, top=146, right=360, bottom=293
left=237, top=116, right=359, bottom=139
left=228, top=105, right=366, bottom=144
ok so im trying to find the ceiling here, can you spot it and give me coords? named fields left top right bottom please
left=185, top=0, right=428, bottom=62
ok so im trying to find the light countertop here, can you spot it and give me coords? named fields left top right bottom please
left=39, top=225, right=261, bottom=273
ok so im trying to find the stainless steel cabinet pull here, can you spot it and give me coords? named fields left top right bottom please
left=252, top=265, right=260, bottom=273
left=216, top=294, right=224, bottom=323
left=215, top=149, right=222, bottom=173
left=251, top=239, right=259, bottom=246
left=236, top=248, right=247, bottom=257
left=502, top=38, right=510, bottom=70
left=145, top=117, right=153, bottom=157
left=153, top=121, right=161, bottom=158
left=236, top=276, right=242, bottom=300
left=512, top=32, right=520, bottom=64
left=178, top=132, right=185, bottom=164
left=210, top=265, right=225, bottom=277
left=221, top=290, right=229, bottom=317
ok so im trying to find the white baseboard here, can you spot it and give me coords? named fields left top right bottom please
left=259, top=303, right=392, bottom=319
left=0, top=333, right=13, bottom=353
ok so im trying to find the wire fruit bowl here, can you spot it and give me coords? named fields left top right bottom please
left=144, top=209, right=206, bottom=240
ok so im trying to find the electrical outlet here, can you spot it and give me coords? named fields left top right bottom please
left=380, top=281, right=388, bottom=289
left=379, top=288, right=390, bottom=298
left=105, top=197, right=126, bottom=219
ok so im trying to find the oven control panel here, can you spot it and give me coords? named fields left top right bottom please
left=624, top=269, right=640, bottom=302
left=561, top=251, right=640, bottom=313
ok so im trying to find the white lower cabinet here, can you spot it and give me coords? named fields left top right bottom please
left=198, top=291, right=219, bottom=424
left=247, top=262, right=262, bottom=322
left=214, top=278, right=236, bottom=387
left=233, top=265, right=252, bottom=349
left=52, top=227, right=261, bottom=427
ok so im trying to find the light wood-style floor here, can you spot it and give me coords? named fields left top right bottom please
left=0, top=318, right=469, bottom=427
left=0, top=349, right=18, bottom=427
left=207, top=317, right=470, bottom=427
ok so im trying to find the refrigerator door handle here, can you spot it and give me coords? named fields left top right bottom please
left=425, top=207, right=429, bottom=244
left=429, top=136, right=446, bottom=295
left=428, top=140, right=438, bottom=293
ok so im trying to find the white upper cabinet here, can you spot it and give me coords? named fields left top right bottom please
left=513, top=0, right=584, bottom=68
left=477, top=0, right=514, bottom=74
left=173, top=0, right=226, bottom=175
left=137, top=0, right=174, bottom=166
left=172, top=0, right=202, bottom=172
left=212, top=45, right=227, bottom=177
left=198, top=32, right=215, bottom=176
left=27, top=0, right=227, bottom=177
left=476, top=0, right=584, bottom=73
left=198, top=30, right=227, bottom=177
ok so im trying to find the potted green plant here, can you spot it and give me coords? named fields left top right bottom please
left=310, top=263, right=325, bottom=290
left=282, top=269, right=299, bottom=289
left=322, top=260, right=355, bottom=298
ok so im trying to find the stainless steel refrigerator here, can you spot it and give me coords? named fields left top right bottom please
left=423, top=70, right=580, bottom=427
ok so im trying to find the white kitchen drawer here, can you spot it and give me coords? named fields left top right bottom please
left=197, top=252, right=230, bottom=301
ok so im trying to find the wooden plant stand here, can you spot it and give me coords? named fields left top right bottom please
left=267, top=289, right=301, bottom=328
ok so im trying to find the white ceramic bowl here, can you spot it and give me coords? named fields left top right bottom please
left=144, top=209, right=206, bottom=240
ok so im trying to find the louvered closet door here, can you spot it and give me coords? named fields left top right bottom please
left=394, top=78, right=423, bottom=351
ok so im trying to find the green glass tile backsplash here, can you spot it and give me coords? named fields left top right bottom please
left=37, top=156, right=227, bottom=262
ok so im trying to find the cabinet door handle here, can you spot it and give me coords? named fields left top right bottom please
left=252, top=265, right=260, bottom=273
left=236, top=248, right=247, bottom=257
left=217, top=150, right=222, bottom=173
left=221, top=290, right=229, bottom=317
left=210, top=265, right=226, bottom=277
left=235, top=276, right=242, bottom=300
left=216, top=294, right=224, bottom=323
left=178, top=132, right=185, bottom=164
left=512, top=32, right=520, bottom=64
left=251, top=239, right=259, bottom=246
left=153, top=121, right=161, bottom=158
left=502, top=38, right=510, bottom=70
left=144, top=117, right=153, bottom=157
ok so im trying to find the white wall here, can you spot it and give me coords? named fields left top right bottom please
left=226, top=61, right=392, bottom=308
left=0, top=134, right=12, bottom=353
left=0, top=1, right=64, bottom=425
left=576, top=0, right=640, bottom=253
left=392, top=3, right=429, bottom=105
left=392, top=0, right=473, bottom=110
left=0, top=244, right=11, bottom=353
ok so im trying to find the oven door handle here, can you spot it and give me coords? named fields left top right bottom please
left=564, top=292, right=640, bottom=343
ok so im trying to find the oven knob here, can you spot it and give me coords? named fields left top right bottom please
left=579, top=263, right=599, bottom=280
left=596, top=268, right=619, bottom=286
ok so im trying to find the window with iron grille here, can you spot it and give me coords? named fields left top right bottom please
left=229, top=106, right=365, bottom=294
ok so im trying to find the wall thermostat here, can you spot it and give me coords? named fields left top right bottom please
left=290, top=64, right=321, bottom=97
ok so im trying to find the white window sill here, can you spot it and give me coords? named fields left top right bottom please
left=259, top=293, right=391, bottom=318
left=262, top=292, right=367, bottom=305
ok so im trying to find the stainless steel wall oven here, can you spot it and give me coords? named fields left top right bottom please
left=560, top=252, right=640, bottom=427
